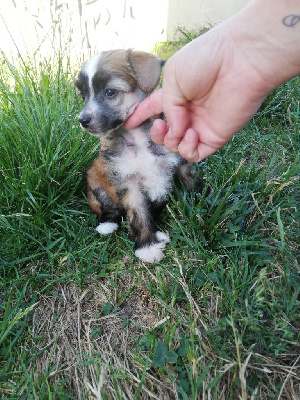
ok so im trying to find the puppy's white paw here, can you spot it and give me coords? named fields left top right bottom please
left=135, top=231, right=170, bottom=263
left=155, top=231, right=170, bottom=244
left=96, top=222, right=119, bottom=235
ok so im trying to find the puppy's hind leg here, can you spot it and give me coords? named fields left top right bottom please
left=134, top=229, right=170, bottom=264
left=176, top=161, right=211, bottom=196
left=123, top=191, right=170, bottom=263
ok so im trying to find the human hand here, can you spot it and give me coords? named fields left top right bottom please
left=126, top=26, right=270, bottom=162
left=125, top=0, right=300, bottom=162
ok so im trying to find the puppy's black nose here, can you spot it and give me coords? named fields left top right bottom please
left=79, top=115, right=91, bottom=128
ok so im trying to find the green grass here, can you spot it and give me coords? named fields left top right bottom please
left=0, top=37, right=299, bottom=399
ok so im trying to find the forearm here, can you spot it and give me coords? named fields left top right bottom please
left=227, top=0, right=300, bottom=90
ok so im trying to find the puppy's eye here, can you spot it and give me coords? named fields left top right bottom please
left=105, top=88, right=118, bottom=98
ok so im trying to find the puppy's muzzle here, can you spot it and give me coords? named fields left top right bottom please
left=79, top=113, right=123, bottom=133
left=79, top=114, right=91, bottom=129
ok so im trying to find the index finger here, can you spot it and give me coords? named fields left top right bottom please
left=124, top=89, right=163, bottom=129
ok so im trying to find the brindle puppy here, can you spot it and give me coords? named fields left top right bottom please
left=75, top=49, right=202, bottom=263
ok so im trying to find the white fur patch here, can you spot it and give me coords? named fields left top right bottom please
left=155, top=231, right=170, bottom=243
left=116, top=128, right=181, bottom=203
left=82, top=52, right=103, bottom=94
left=96, top=222, right=119, bottom=235
left=80, top=97, right=99, bottom=116
left=135, top=231, right=170, bottom=263
left=83, top=53, right=103, bottom=75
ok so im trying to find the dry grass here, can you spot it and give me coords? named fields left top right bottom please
left=32, top=272, right=173, bottom=399
left=29, top=263, right=300, bottom=399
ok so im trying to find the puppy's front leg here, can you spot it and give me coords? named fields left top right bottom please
left=123, top=192, right=170, bottom=263
left=87, top=160, right=125, bottom=234
left=88, top=185, right=124, bottom=234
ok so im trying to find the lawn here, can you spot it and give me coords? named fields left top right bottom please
left=0, top=34, right=299, bottom=399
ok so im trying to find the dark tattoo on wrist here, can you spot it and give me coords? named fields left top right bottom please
left=282, top=14, right=300, bottom=28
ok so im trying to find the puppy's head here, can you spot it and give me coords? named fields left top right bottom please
left=75, top=49, right=164, bottom=137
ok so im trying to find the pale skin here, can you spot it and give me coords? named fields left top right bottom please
left=125, top=0, right=300, bottom=162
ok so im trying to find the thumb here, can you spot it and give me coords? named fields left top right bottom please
left=124, top=89, right=163, bottom=129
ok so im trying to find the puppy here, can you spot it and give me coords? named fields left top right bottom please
left=75, top=49, right=202, bottom=263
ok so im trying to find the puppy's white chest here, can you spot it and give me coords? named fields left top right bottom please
left=115, top=129, right=180, bottom=201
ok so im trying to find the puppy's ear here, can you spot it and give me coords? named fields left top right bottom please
left=128, top=50, right=165, bottom=94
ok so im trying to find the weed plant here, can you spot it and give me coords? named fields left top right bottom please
left=0, top=29, right=299, bottom=399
